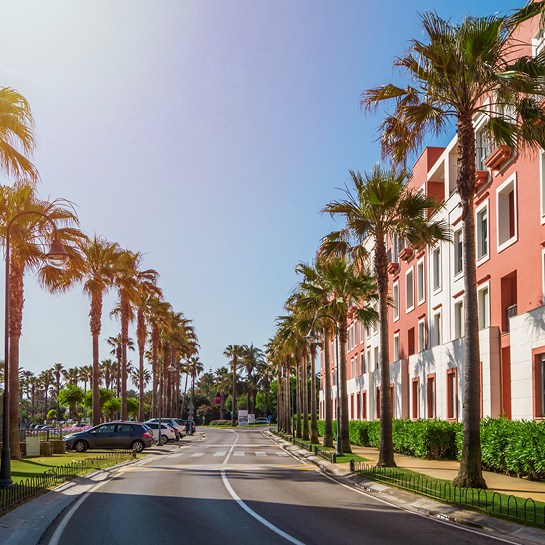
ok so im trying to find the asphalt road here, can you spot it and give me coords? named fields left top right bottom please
left=41, top=428, right=512, bottom=545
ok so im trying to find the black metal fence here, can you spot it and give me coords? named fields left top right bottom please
left=355, top=463, right=545, bottom=527
left=272, top=430, right=339, bottom=463
left=0, top=450, right=134, bottom=512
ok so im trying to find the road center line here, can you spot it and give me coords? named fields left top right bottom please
left=222, top=430, right=239, bottom=465
left=221, top=469, right=307, bottom=545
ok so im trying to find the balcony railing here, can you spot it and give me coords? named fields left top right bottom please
left=506, top=304, right=517, bottom=333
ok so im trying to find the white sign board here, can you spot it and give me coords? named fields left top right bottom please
left=238, top=410, right=249, bottom=426
left=248, top=414, right=255, bottom=424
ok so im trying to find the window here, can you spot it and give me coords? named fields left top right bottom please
left=374, top=346, right=379, bottom=370
left=406, top=268, right=414, bottom=312
left=432, top=247, right=441, bottom=291
left=535, top=353, right=545, bottom=418
left=433, top=312, right=441, bottom=347
left=418, top=320, right=426, bottom=352
left=454, top=299, right=464, bottom=339
left=427, top=374, right=436, bottom=419
left=393, top=282, right=399, bottom=320
left=360, top=321, right=364, bottom=344
left=454, top=229, right=463, bottom=275
left=393, top=333, right=400, bottom=362
left=332, top=369, right=335, bottom=386
left=350, top=394, right=354, bottom=420
left=497, top=174, right=517, bottom=251
left=360, top=352, right=366, bottom=374
left=376, top=387, right=381, bottom=419
left=412, top=378, right=420, bottom=419
left=478, top=284, right=490, bottom=330
left=362, top=392, right=367, bottom=420
left=392, top=234, right=399, bottom=262
left=351, top=358, right=356, bottom=378
left=447, top=368, right=458, bottom=420
left=476, top=202, right=489, bottom=261
left=357, top=392, right=361, bottom=420
left=476, top=125, right=492, bottom=170
left=417, top=259, right=425, bottom=304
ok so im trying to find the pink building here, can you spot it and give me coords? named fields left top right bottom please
left=320, top=14, right=545, bottom=424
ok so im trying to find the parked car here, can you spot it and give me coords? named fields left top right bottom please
left=254, top=417, right=269, bottom=425
left=64, top=422, right=152, bottom=453
left=146, top=418, right=185, bottom=438
left=179, top=419, right=196, bottom=435
left=144, top=422, right=178, bottom=444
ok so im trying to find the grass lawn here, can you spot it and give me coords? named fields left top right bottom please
left=357, top=466, right=545, bottom=527
left=10, top=451, right=143, bottom=484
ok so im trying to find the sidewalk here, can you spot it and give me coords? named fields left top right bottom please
left=335, top=443, right=545, bottom=504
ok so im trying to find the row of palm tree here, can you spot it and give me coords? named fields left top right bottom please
left=269, top=4, right=545, bottom=489
left=0, top=86, right=200, bottom=459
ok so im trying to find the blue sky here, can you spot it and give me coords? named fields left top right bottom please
left=0, top=0, right=520, bottom=382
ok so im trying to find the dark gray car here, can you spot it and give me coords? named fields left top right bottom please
left=64, top=422, right=152, bottom=453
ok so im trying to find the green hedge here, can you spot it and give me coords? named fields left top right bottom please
left=318, top=417, right=545, bottom=479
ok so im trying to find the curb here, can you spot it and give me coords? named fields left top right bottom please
left=0, top=454, right=143, bottom=545
left=265, top=432, right=545, bottom=545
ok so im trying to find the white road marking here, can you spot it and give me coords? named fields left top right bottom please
left=221, top=469, right=307, bottom=545
left=48, top=479, right=109, bottom=545
left=168, top=452, right=185, bottom=458
left=276, top=452, right=289, bottom=457
left=222, top=429, right=239, bottom=465
left=233, top=451, right=245, bottom=456
left=213, top=451, right=227, bottom=456
left=190, top=452, right=205, bottom=457
left=255, top=452, right=267, bottom=456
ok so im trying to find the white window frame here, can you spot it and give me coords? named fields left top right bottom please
left=393, top=281, right=400, bottom=321
left=418, top=318, right=426, bottom=353
left=367, top=348, right=371, bottom=372
left=496, top=172, right=518, bottom=253
left=453, top=297, right=464, bottom=340
left=454, top=228, right=463, bottom=277
left=432, top=247, right=442, bottom=292
left=393, top=333, right=400, bottom=362
left=374, top=346, right=379, bottom=370
left=406, top=266, right=415, bottom=313
left=433, top=310, right=442, bottom=347
left=417, top=258, right=425, bottom=305
left=478, top=281, right=490, bottom=330
left=476, top=199, right=490, bottom=265
left=360, top=321, right=364, bottom=344
left=360, top=352, right=366, bottom=374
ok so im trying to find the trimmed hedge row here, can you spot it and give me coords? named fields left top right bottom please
left=317, top=417, right=545, bottom=480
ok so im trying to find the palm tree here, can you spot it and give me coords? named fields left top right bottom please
left=0, top=182, right=85, bottom=458
left=223, top=345, right=247, bottom=426
left=297, top=256, right=378, bottom=453
left=242, top=344, right=264, bottom=414
left=134, top=276, right=161, bottom=421
left=106, top=333, right=135, bottom=397
left=38, top=369, right=54, bottom=420
left=59, top=235, right=120, bottom=426
left=359, top=9, right=545, bottom=486
left=79, top=365, right=92, bottom=392
left=214, top=366, right=230, bottom=419
left=131, top=367, right=151, bottom=392
left=0, top=87, right=39, bottom=182
left=187, top=356, right=204, bottom=420
left=52, top=363, right=64, bottom=421
left=322, top=167, right=448, bottom=464
left=99, top=359, right=116, bottom=390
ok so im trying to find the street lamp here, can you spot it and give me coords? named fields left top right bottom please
left=305, top=314, right=343, bottom=458
left=1, top=211, right=70, bottom=489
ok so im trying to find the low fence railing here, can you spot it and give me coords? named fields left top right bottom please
left=0, top=450, right=134, bottom=512
left=355, top=463, right=545, bottom=527
left=272, top=430, right=339, bottom=463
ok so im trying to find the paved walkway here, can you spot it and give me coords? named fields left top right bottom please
left=331, top=442, right=545, bottom=503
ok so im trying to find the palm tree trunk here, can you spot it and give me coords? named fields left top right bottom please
left=277, top=363, right=282, bottom=431
left=295, top=356, right=301, bottom=438
left=310, top=343, right=319, bottom=444
left=338, top=314, right=352, bottom=454
left=375, top=232, right=395, bottom=467
left=121, top=295, right=129, bottom=420
left=181, top=372, right=189, bottom=418
left=454, top=115, right=486, bottom=488
left=302, top=353, right=309, bottom=441
left=231, top=357, right=237, bottom=426
left=323, top=327, right=334, bottom=447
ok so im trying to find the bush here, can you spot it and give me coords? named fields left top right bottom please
left=210, top=420, right=232, bottom=426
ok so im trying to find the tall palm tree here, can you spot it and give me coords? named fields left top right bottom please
left=0, top=183, right=85, bottom=458
left=52, top=363, right=64, bottom=421
left=297, top=256, right=378, bottom=453
left=99, top=359, right=116, bottom=390
left=106, top=334, right=135, bottom=397
left=241, top=344, right=264, bottom=414
left=0, top=87, right=39, bottom=182
left=359, top=9, right=545, bottom=486
left=214, top=366, right=230, bottom=419
left=187, top=356, right=204, bottom=420
left=62, top=367, right=80, bottom=387
left=58, top=235, right=120, bottom=426
left=38, top=369, right=54, bottom=420
left=322, top=167, right=448, bottom=464
left=223, top=345, right=247, bottom=426
left=79, top=365, right=92, bottom=392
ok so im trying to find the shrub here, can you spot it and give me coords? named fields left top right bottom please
left=210, top=420, right=232, bottom=426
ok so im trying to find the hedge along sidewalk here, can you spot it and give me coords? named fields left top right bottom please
left=340, top=443, right=545, bottom=504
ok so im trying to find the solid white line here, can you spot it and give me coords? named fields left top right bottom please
left=222, top=430, right=239, bottom=465
left=319, top=472, right=521, bottom=545
left=221, top=469, right=307, bottom=545
left=48, top=479, right=109, bottom=545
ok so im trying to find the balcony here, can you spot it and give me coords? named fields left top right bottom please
left=399, top=247, right=414, bottom=261
left=505, top=304, right=517, bottom=333
left=484, top=144, right=513, bottom=171
left=475, top=169, right=488, bottom=192
left=387, top=248, right=400, bottom=275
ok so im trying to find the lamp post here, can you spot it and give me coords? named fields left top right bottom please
left=305, top=314, right=342, bottom=458
left=1, top=211, right=70, bottom=489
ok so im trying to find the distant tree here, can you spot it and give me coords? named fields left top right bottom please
left=57, top=384, right=85, bottom=423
